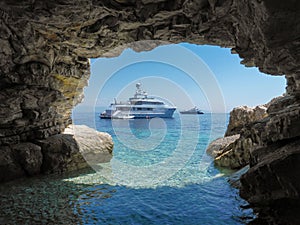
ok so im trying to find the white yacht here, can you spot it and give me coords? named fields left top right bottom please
left=180, top=106, right=204, bottom=114
left=100, top=83, right=176, bottom=119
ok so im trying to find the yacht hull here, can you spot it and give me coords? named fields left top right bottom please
left=100, top=108, right=176, bottom=119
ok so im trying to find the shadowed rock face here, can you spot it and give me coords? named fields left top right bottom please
left=0, top=0, right=299, bottom=216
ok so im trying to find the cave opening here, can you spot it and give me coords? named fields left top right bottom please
left=73, top=43, right=286, bottom=117
left=69, top=43, right=288, bottom=224
left=0, top=0, right=299, bottom=223
left=72, top=42, right=287, bottom=175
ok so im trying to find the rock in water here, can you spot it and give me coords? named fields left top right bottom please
left=0, top=147, right=25, bottom=182
left=37, top=125, right=113, bottom=174
left=11, top=143, right=43, bottom=176
left=207, top=104, right=269, bottom=170
left=206, top=134, right=240, bottom=158
left=0, top=125, right=113, bottom=179
left=213, top=137, right=252, bottom=169
left=225, top=105, right=268, bottom=137
left=64, top=125, right=113, bottom=165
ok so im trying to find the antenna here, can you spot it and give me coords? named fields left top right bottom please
left=136, top=82, right=141, bottom=89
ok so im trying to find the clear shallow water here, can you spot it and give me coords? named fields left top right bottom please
left=0, top=112, right=255, bottom=224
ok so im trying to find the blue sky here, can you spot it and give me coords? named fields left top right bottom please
left=74, top=43, right=286, bottom=113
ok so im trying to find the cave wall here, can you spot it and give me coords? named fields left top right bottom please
left=0, top=0, right=299, bottom=210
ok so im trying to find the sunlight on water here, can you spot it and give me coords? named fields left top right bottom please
left=68, top=113, right=224, bottom=188
left=0, top=112, right=255, bottom=225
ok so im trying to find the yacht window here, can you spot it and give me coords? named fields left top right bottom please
left=117, top=107, right=130, bottom=110
left=133, top=101, right=164, bottom=105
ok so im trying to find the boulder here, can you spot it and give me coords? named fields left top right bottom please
left=214, top=137, right=252, bottom=169
left=36, top=125, right=113, bottom=174
left=208, top=103, right=269, bottom=170
left=0, top=146, right=25, bottom=182
left=206, top=134, right=240, bottom=157
left=225, top=105, right=268, bottom=137
left=36, top=133, right=82, bottom=174
left=0, top=125, right=113, bottom=181
left=11, top=143, right=43, bottom=176
left=64, top=125, right=113, bottom=164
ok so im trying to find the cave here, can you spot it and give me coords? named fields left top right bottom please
left=0, top=0, right=299, bottom=223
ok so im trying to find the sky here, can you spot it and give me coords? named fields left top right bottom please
left=74, top=43, right=286, bottom=113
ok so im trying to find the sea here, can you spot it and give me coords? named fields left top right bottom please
left=0, top=110, right=255, bottom=225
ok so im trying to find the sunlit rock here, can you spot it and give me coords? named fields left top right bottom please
left=206, top=134, right=240, bottom=158
left=225, top=105, right=268, bottom=137
left=37, top=125, right=113, bottom=174
left=64, top=125, right=113, bottom=165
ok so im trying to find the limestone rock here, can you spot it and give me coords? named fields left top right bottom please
left=225, top=105, right=268, bottom=137
left=0, top=124, right=113, bottom=181
left=214, top=137, right=252, bottom=169
left=209, top=103, right=269, bottom=170
left=11, top=143, right=42, bottom=176
left=206, top=134, right=252, bottom=169
left=0, top=146, right=25, bottom=182
left=0, top=0, right=298, bottom=219
left=64, top=125, right=113, bottom=164
left=36, top=133, right=85, bottom=174
left=36, top=125, right=113, bottom=174
left=206, top=134, right=240, bottom=158
left=240, top=138, right=300, bottom=206
left=228, top=165, right=249, bottom=189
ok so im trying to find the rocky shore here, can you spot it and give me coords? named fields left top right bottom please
left=206, top=94, right=300, bottom=223
left=0, top=0, right=299, bottom=223
left=0, top=125, right=113, bottom=182
left=206, top=102, right=270, bottom=169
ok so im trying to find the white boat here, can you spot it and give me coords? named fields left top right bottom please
left=180, top=106, right=204, bottom=114
left=100, top=83, right=176, bottom=119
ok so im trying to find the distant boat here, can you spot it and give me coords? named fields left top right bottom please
left=180, top=107, right=204, bottom=114
left=100, top=83, right=176, bottom=119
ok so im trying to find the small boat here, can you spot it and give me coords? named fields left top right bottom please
left=100, top=83, right=176, bottom=119
left=180, top=106, right=204, bottom=114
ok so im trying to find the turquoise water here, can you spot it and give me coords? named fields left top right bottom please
left=0, top=112, right=255, bottom=224
left=70, top=111, right=254, bottom=224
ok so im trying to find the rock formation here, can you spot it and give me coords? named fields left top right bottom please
left=0, top=0, right=299, bottom=221
left=206, top=134, right=240, bottom=158
left=225, top=105, right=268, bottom=137
left=0, top=125, right=113, bottom=182
left=209, top=104, right=269, bottom=169
left=64, top=125, right=113, bottom=165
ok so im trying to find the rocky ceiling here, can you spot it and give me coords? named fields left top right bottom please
left=0, top=0, right=299, bottom=218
